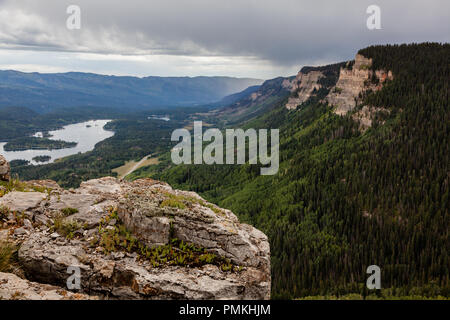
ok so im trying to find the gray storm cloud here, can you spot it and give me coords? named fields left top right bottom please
left=0, top=0, right=449, bottom=77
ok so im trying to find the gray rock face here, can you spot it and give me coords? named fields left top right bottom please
left=0, top=191, right=47, bottom=212
left=285, top=70, right=323, bottom=110
left=119, top=212, right=171, bottom=248
left=1, top=176, right=271, bottom=300
left=117, top=180, right=270, bottom=275
left=0, top=272, right=96, bottom=300
left=19, top=232, right=269, bottom=299
left=0, top=155, right=10, bottom=181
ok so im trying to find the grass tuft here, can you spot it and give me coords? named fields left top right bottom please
left=61, top=207, right=79, bottom=216
left=0, top=179, right=52, bottom=197
left=49, top=215, right=83, bottom=239
left=0, top=241, right=18, bottom=273
left=160, top=198, right=186, bottom=209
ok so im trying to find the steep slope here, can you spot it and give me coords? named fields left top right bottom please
left=211, top=76, right=293, bottom=125
left=149, top=43, right=449, bottom=299
left=216, top=85, right=261, bottom=106
left=0, top=71, right=262, bottom=113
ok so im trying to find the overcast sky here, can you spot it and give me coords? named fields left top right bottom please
left=0, top=0, right=449, bottom=79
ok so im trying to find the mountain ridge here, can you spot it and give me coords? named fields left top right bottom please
left=0, top=70, right=263, bottom=113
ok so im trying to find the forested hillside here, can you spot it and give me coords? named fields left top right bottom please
left=144, top=43, right=449, bottom=298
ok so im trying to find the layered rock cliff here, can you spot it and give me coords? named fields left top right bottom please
left=326, top=54, right=393, bottom=115
left=285, top=70, right=323, bottom=110
left=283, top=54, right=392, bottom=114
left=0, top=159, right=270, bottom=300
left=284, top=62, right=343, bottom=110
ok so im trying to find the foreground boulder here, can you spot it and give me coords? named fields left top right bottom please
left=0, top=176, right=270, bottom=300
left=0, top=155, right=10, bottom=181
left=117, top=179, right=270, bottom=274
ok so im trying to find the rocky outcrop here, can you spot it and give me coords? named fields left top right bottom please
left=118, top=180, right=270, bottom=273
left=352, top=105, right=390, bottom=132
left=0, top=168, right=271, bottom=300
left=326, top=54, right=393, bottom=115
left=0, top=192, right=47, bottom=213
left=0, top=272, right=96, bottom=300
left=0, top=155, right=10, bottom=181
left=285, top=70, right=323, bottom=110
left=19, top=232, right=268, bottom=299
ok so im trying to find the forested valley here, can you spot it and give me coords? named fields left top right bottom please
left=134, top=43, right=449, bottom=298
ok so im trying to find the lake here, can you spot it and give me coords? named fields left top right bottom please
left=0, top=120, right=114, bottom=165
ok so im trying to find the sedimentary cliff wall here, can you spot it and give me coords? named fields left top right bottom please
left=285, top=70, right=324, bottom=110
left=326, top=54, right=393, bottom=115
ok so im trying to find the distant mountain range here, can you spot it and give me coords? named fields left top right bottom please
left=0, top=70, right=262, bottom=113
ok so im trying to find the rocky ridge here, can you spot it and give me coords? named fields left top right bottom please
left=0, top=159, right=270, bottom=300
